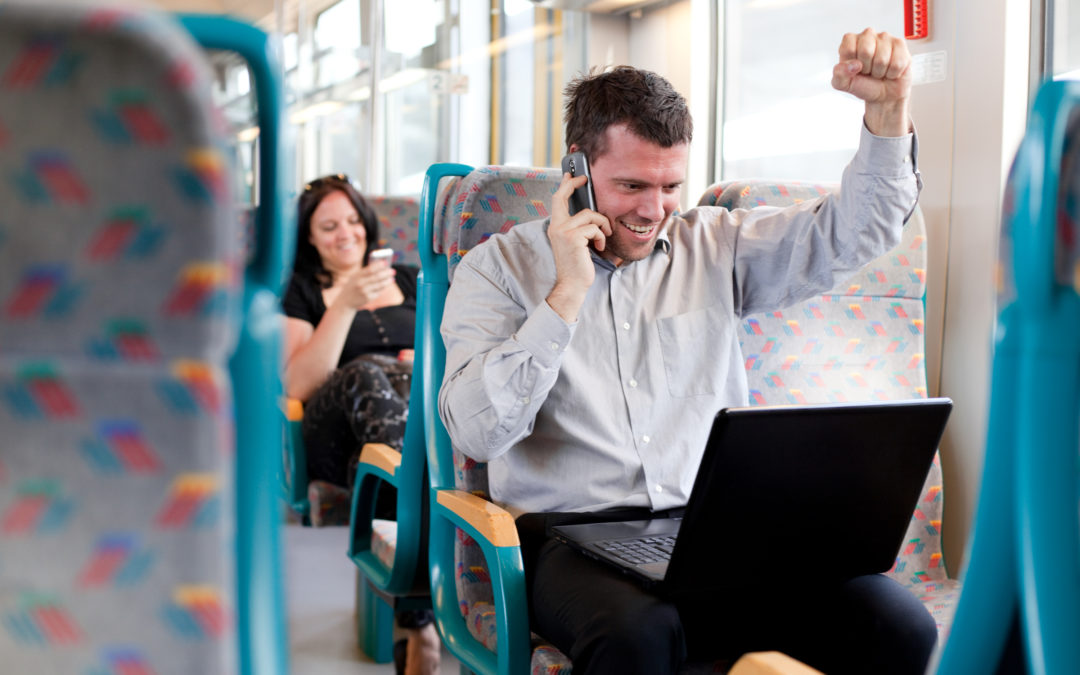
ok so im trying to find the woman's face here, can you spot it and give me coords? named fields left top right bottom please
left=308, top=189, right=367, bottom=276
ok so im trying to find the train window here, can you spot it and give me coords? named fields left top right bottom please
left=282, top=32, right=299, bottom=100
left=314, top=0, right=362, bottom=87
left=720, top=0, right=903, bottom=183
left=207, top=52, right=257, bottom=204
left=499, top=3, right=588, bottom=168
left=380, top=0, right=443, bottom=194
left=1049, top=0, right=1080, bottom=79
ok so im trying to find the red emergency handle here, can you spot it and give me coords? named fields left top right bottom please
left=905, top=0, right=928, bottom=40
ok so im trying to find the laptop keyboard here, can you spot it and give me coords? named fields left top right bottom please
left=597, top=536, right=676, bottom=565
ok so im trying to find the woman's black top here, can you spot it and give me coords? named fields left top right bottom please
left=282, top=264, right=419, bottom=367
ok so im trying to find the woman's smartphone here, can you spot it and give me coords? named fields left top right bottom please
left=368, top=247, right=394, bottom=268
left=561, top=151, right=597, bottom=215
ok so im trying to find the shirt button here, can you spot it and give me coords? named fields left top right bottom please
left=642, top=435, right=650, bottom=443
left=622, top=322, right=630, bottom=330
left=521, top=397, right=530, bottom=404
left=549, top=342, right=559, bottom=350
left=629, top=379, right=638, bottom=388
left=655, top=484, right=663, bottom=493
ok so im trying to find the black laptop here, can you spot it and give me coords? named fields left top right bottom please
left=550, top=398, right=952, bottom=596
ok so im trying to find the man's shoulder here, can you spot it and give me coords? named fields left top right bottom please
left=461, top=218, right=550, bottom=265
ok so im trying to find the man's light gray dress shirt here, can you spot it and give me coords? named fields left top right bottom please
left=439, top=125, right=921, bottom=515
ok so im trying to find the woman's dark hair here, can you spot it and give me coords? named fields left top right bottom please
left=563, top=66, right=693, bottom=161
left=294, top=175, right=380, bottom=289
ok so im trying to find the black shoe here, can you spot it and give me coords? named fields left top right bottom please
left=393, top=638, right=407, bottom=675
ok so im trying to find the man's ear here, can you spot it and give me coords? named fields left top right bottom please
left=568, top=143, right=580, bottom=153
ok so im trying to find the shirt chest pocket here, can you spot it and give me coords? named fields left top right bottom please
left=655, top=306, right=726, bottom=398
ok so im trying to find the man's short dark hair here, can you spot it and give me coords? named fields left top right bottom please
left=563, top=66, right=693, bottom=160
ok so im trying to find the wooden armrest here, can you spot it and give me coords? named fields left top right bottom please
left=728, top=652, right=823, bottom=675
left=357, top=442, right=401, bottom=478
left=282, top=397, right=304, bottom=422
left=436, top=489, right=520, bottom=547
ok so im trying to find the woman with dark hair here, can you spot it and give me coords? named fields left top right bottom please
left=283, top=174, right=416, bottom=487
left=282, top=175, right=439, bottom=674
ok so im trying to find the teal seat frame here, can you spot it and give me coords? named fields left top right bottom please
left=179, top=14, right=293, bottom=675
left=935, top=79, right=1080, bottom=675
left=417, top=163, right=533, bottom=675
left=281, top=403, right=311, bottom=521
left=346, top=348, right=433, bottom=661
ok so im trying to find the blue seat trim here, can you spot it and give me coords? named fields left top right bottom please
left=936, top=79, right=1080, bottom=675
left=178, top=14, right=291, bottom=675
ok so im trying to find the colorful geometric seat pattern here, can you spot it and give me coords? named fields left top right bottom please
left=699, top=181, right=959, bottom=641
left=372, top=195, right=422, bottom=268
left=429, top=168, right=956, bottom=673
left=0, top=4, right=250, bottom=674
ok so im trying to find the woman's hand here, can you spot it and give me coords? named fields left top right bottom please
left=335, top=262, right=397, bottom=311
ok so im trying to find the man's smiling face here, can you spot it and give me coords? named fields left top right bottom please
left=581, top=123, right=688, bottom=266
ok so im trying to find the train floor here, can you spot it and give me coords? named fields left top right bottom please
left=285, top=522, right=461, bottom=675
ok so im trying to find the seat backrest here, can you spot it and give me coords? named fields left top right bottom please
left=417, top=164, right=559, bottom=654
left=371, top=195, right=421, bottom=267
left=433, top=165, right=560, bottom=493
left=0, top=4, right=288, bottom=674
left=700, top=180, right=955, bottom=631
left=935, top=79, right=1080, bottom=675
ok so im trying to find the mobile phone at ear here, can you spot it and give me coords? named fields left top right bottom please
left=561, top=151, right=597, bottom=216
left=368, top=247, right=394, bottom=268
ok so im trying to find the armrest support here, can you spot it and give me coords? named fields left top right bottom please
left=279, top=397, right=308, bottom=516
left=728, top=652, right=823, bottom=675
left=283, top=397, right=303, bottom=421
left=435, top=489, right=519, bottom=547
left=358, top=442, right=401, bottom=480
left=429, top=488, right=530, bottom=674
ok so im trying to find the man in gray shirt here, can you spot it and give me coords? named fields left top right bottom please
left=440, top=29, right=934, bottom=675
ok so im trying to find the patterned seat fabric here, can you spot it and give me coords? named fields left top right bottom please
left=370, top=518, right=398, bottom=569
left=437, top=172, right=956, bottom=672
left=431, top=166, right=571, bottom=673
left=0, top=4, right=242, bottom=673
left=372, top=195, right=422, bottom=268
left=700, top=180, right=960, bottom=639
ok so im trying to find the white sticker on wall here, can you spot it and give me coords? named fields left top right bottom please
left=911, top=50, right=948, bottom=86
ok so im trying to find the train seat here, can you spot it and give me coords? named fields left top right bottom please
left=372, top=194, right=422, bottom=267
left=0, top=3, right=288, bottom=674
left=420, top=166, right=949, bottom=674
left=933, top=79, right=1080, bottom=675
left=418, top=164, right=567, bottom=674
left=697, top=180, right=959, bottom=641
left=281, top=194, right=423, bottom=527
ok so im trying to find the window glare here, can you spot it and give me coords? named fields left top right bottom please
left=1051, top=0, right=1080, bottom=79
left=722, top=0, right=903, bottom=182
left=386, top=1, right=436, bottom=56
left=315, top=0, right=360, bottom=52
left=282, top=32, right=298, bottom=71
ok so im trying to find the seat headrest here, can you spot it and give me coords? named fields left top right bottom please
left=698, top=179, right=927, bottom=300
left=370, top=195, right=421, bottom=267
left=0, top=2, right=240, bottom=361
left=433, top=166, right=560, bottom=282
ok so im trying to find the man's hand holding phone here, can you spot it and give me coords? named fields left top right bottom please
left=546, top=165, right=611, bottom=323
